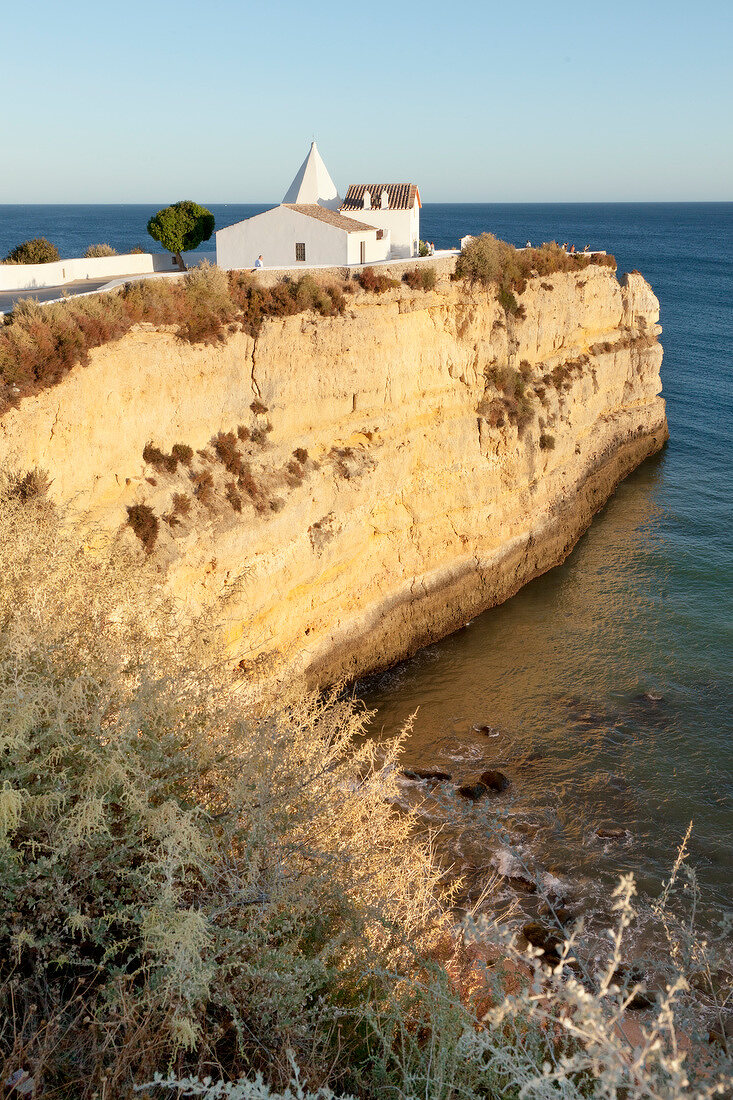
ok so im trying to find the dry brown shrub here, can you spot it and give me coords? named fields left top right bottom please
left=237, top=465, right=260, bottom=500
left=359, top=267, right=399, bottom=293
left=2, top=467, right=51, bottom=502
left=225, top=481, right=242, bottom=512
left=171, top=443, right=194, bottom=466
left=143, top=441, right=177, bottom=474
left=212, top=432, right=245, bottom=477
left=403, top=266, right=437, bottom=291
left=126, top=503, right=159, bottom=553
left=190, top=468, right=214, bottom=506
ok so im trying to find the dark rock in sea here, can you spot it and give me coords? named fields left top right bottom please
left=522, top=920, right=562, bottom=963
left=400, top=768, right=452, bottom=784
left=457, top=781, right=488, bottom=801
left=539, top=902, right=573, bottom=924
left=472, top=723, right=498, bottom=736
left=643, top=690, right=665, bottom=703
left=479, top=769, right=511, bottom=793
left=456, top=770, right=510, bottom=800
left=611, top=965, right=656, bottom=1010
left=505, top=875, right=537, bottom=894
left=596, top=827, right=627, bottom=840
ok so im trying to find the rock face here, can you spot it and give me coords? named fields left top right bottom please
left=0, top=264, right=667, bottom=686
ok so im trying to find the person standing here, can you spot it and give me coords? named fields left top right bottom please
left=254, top=255, right=264, bottom=270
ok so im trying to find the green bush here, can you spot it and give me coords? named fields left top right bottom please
left=3, top=237, right=60, bottom=264
left=418, top=240, right=430, bottom=257
left=84, top=243, right=117, bottom=258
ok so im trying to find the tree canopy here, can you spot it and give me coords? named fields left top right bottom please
left=146, top=200, right=215, bottom=270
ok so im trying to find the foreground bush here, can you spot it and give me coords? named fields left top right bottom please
left=0, top=488, right=446, bottom=1098
left=3, top=237, right=60, bottom=264
left=0, top=485, right=731, bottom=1098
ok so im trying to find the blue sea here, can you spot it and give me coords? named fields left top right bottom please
left=1, top=202, right=731, bottom=927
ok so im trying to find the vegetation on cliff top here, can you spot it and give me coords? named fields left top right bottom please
left=0, top=266, right=340, bottom=415
left=0, top=259, right=444, bottom=416
left=456, top=234, right=616, bottom=316
left=0, top=480, right=730, bottom=1099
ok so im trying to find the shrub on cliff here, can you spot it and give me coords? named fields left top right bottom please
left=359, top=266, right=400, bottom=293
left=84, top=243, right=117, bottom=258
left=126, top=501, right=159, bottom=552
left=403, top=266, right=437, bottom=291
left=3, top=237, right=60, bottom=264
left=456, top=234, right=617, bottom=313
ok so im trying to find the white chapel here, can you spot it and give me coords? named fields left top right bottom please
left=215, top=142, right=421, bottom=271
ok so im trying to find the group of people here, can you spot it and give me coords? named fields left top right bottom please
left=525, top=241, right=592, bottom=254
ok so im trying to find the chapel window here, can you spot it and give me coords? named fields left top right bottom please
left=296, top=243, right=306, bottom=262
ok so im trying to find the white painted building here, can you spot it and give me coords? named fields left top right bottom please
left=216, top=203, right=389, bottom=270
left=340, top=184, right=422, bottom=259
left=216, top=142, right=419, bottom=270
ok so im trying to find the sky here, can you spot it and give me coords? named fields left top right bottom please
left=2, top=0, right=732, bottom=203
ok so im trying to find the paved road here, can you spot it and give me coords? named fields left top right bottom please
left=0, top=277, right=121, bottom=314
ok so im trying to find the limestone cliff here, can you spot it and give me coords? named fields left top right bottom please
left=0, top=262, right=666, bottom=685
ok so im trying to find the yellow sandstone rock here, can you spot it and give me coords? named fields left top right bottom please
left=0, top=264, right=666, bottom=686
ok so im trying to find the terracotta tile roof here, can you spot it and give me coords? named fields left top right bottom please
left=283, top=204, right=376, bottom=233
left=341, top=184, right=421, bottom=212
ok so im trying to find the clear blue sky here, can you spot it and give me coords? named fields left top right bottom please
left=3, top=0, right=731, bottom=202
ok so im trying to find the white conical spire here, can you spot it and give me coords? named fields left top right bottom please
left=282, top=141, right=341, bottom=210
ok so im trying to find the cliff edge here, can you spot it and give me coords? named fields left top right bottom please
left=0, top=262, right=667, bottom=685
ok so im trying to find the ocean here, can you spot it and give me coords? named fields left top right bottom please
left=1, top=202, right=731, bottom=929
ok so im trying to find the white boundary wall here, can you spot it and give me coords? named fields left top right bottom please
left=0, top=252, right=183, bottom=291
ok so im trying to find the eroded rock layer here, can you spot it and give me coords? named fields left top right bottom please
left=0, top=264, right=666, bottom=685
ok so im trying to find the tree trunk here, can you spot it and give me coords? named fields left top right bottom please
left=174, top=251, right=186, bottom=271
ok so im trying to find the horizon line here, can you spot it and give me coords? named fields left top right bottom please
left=1, top=199, right=732, bottom=207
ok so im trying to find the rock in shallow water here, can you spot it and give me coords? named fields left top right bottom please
left=400, top=768, right=452, bottom=783
left=479, top=769, right=512, bottom=793
left=457, top=782, right=489, bottom=801
left=456, top=770, right=511, bottom=800
left=522, top=920, right=562, bottom=962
